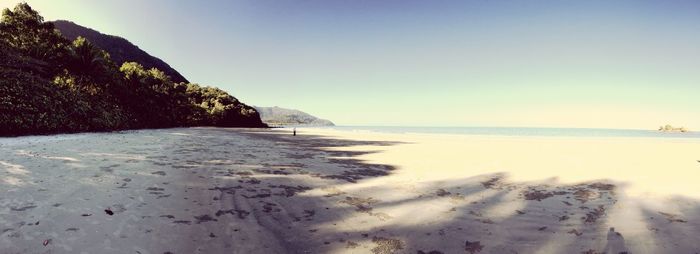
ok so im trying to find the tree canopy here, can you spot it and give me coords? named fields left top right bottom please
left=0, top=3, right=266, bottom=136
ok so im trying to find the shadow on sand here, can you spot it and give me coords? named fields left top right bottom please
left=1, top=127, right=698, bottom=254
left=235, top=128, right=699, bottom=254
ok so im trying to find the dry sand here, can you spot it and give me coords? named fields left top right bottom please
left=1, top=127, right=699, bottom=253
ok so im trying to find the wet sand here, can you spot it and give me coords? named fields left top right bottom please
left=1, top=127, right=699, bottom=253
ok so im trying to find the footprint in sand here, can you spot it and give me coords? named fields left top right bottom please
left=371, top=212, right=393, bottom=221
left=322, top=187, right=346, bottom=197
left=262, top=202, right=281, bottom=213
left=659, top=212, right=688, bottom=223
left=215, top=209, right=250, bottom=219
left=346, top=241, right=360, bottom=249
left=567, top=229, right=583, bottom=236
left=105, top=204, right=127, bottom=215
left=194, top=214, right=218, bottom=224
left=10, top=204, right=37, bottom=212
left=523, top=190, right=554, bottom=201
left=341, top=196, right=378, bottom=213
left=464, top=240, right=484, bottom=254
left=100, top=164, right=119, bottom=173
left=583, top=205, right=606, bottom=223
left=303, top=209, right=315, bottom=218
left=417, top=251, right=444, bottom=254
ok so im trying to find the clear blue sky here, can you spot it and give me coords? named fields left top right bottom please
left=3, top=0, right=699, bottom=129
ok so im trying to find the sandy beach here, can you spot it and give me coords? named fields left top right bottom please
left=2, top=127, right=699, bottom=254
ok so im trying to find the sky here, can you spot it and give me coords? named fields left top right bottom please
left=2, top=0, right=699, bottom=129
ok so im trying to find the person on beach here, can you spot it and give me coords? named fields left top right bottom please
left=293, top=128, right=296, bottom=136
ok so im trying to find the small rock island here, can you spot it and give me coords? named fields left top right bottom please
left=658, top=124, right=689, bottom=133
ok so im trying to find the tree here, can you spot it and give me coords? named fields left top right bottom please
left=0, top=3, right=69, bottom=74
left=117, top=62, right=194, bottom=128
left=184, top=83, right=265, bottom=127
left=1, top=3, right=266, bottom=136
left=68, top=37, right=110, bottom=76
left=53, top=37, right=118, bottom=95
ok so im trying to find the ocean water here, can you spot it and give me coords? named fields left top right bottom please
left=313, top=126, right=700, bottom=139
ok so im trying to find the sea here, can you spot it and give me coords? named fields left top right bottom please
left=305, top=126, right=700, bottom=139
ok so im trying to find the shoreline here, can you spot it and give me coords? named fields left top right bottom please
left=289, top=126, right=700, bottom=140
left=2, top=127, right=699, bottom=253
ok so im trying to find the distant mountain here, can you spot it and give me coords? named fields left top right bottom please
left=52, top=20, right=189, bottom=83
left=255, top=106, right=334, bottom=126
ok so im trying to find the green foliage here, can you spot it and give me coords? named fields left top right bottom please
left=185, top=84, right=263, bottom=127
left=52, top=20, right=189, bottom=83
left=0, top=3, right=69, bottom=74
left=0, top=46, right=125, bottom=135
left=0, top=3, right=265, bottom=136
left=68, top=37, right=111, bottom=77
left=116, top=62, right=190, bottom=128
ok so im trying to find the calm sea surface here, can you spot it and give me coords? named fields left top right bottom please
left=311, top=126, right=700, bottom=139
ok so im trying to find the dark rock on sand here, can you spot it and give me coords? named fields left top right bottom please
left=435, top=189, right=451, bottom=197
left=465, top=240, right=484, bottom=253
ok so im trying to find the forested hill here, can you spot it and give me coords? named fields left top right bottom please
left=52, top=20, right=189, bottom=84
left=0, top=3, right=266, bottom=137
left=255, top=106, right=335, bottom=127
